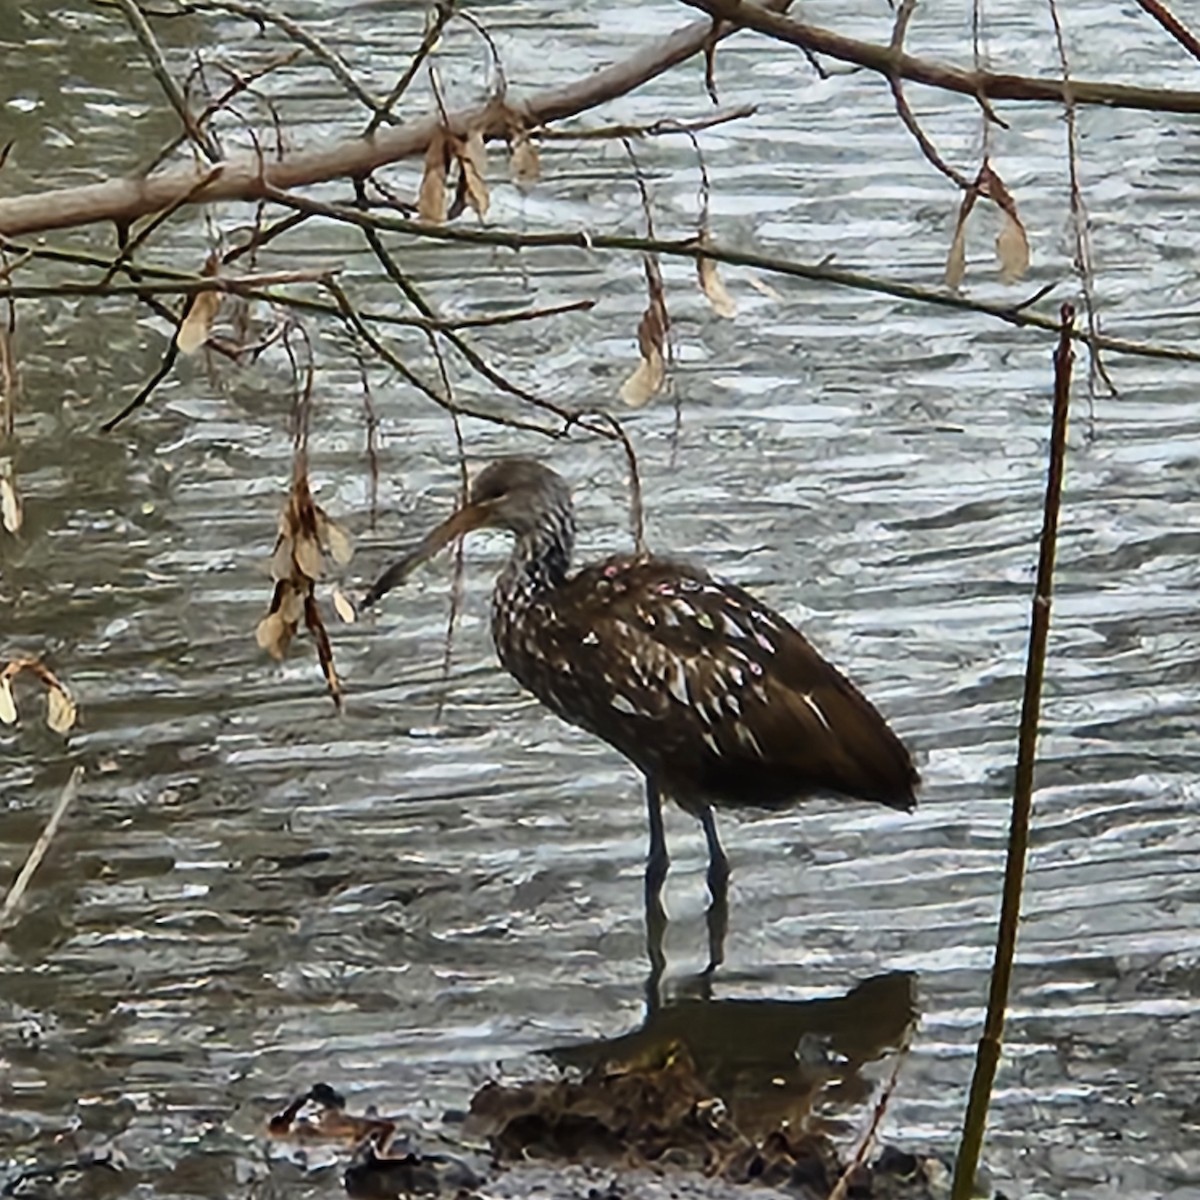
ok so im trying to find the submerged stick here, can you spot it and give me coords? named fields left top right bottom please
left=0, top=766, right=85, bottom=935
left=951, top=304, right=1076, bottom=1199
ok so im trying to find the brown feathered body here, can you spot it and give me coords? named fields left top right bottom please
left=474, top=461, right=918, bottom=817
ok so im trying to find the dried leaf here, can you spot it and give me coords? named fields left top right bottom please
left=256, top=609, right=288, bottom=658
left=447, top=167, right=470, bottom=223
left=270, top=535, right=294, bottom=582
left=294, top=531, right=324, bottom=581
left=177, top=289, right=221, bottom=354
left=621, top=255, right=669, bottom=407
left=319, top=515, right=353, bottom=566
left=996, top=210, right=1030, bottom=283
left=620, top=344, right=665, bottom=408
left=510, top=131, right=540, bottom=189
left=418, top=129, right=450, bottom=223
left=332, top=587, right=357, bottom=624
left=45, top=685, right=76, bottom=734
left=697, top=253, right=736, bottom=319
left=0, top=462, right=21, bottom=534
left=458, top=130, right=490, bottom=219
left=978, top=164, right=1029, bottom=283
left=0, top=676, right=16, bottom=725
left=944, top=189, right=978, bottom=291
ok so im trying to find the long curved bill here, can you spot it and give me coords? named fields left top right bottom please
left=359, top=500, right=492, bottom=611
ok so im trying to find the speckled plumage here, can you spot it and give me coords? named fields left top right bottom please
left=473, top=459, right=918, bottom=817
left=364, top=457, right=918, bottom=959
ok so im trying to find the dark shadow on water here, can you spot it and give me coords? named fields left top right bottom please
left=548, top=969, right=918, bottom=1139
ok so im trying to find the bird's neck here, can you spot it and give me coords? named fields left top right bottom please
left=493, top=509, right=575, bottom=645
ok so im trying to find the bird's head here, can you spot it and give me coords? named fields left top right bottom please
left=360, top=458, right=572, bottom=609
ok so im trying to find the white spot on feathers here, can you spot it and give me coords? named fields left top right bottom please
left=665, top=660, right=689, bottom=705
left=612, top=693, right=638, bottom=715
left=802, top=692, right=832, bottom=733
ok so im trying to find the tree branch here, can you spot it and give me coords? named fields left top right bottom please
left=678, top=0, right=1200, bottom=112
left=0, top=1, right=790, bottom=238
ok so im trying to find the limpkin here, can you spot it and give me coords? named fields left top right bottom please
left=363, top=459, right=918, bottom=976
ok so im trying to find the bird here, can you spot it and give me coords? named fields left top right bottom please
left=362, top=458, right=918, bottom=976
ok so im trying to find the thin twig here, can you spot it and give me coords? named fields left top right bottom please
left=247, top=194, right=1200, bottom=366
left=99, top=165, right=224, bottom=288
left=0, top=767, right=85, bottom=935
left=565, top=409, right=645, bottom=554
left=951, top=303, right=1076, bottom=1200
left=364, top=2, right=455, bottom=137
left=1048, top=0, right=1117, bottom=419
left=324, top=277, right=553, bottom=435
left=164, top=0, right=391, bottom=123
left=112, top=0, right=221, bottom=162
left=1136, top=0, right=1200, bottom=62
left=141, top=48, right=302, bottom=175
left=539, top=104, right=756, bottom=141
left=887, top=0, right=971, bottom=189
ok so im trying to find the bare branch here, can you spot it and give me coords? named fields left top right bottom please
left=678, top=0, right=1200, bottom=113
left=0, top=0, right=792, bottom=238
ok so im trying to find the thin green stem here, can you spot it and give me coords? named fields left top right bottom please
left=951, top=302, right=1076, bottom=1200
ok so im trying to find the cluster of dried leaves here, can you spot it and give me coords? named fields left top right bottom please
left=416, top=104, right=540, bottom=224
left=0, top=657, right=77, bottom=734
left=945, top=160, right=1031, bottom=290
left=255, top=462, right=354, bottom=709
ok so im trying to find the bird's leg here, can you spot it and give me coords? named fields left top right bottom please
left=644, top=777, right=669, bottom=898
left=643, top=778, right=669, bottom=1011
left=698, top=804, right=730, bottom=974
left=698, top=804, right=730, bottom=898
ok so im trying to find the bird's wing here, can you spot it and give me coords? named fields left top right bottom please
left=542, top=556, right=916, bottom=808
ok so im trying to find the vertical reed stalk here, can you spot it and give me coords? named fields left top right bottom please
left=951, top=303, right=1076, bottom=1199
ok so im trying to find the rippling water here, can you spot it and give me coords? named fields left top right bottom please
left=3, top=1, right=1200, bottom=1197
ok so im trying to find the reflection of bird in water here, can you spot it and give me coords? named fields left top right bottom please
left=364, top=459, right=918, bottom=975
left=549, top=971, right=917, bottom=1154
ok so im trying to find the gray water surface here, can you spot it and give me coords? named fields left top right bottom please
left=3, top=2, right=1200, bottom=1198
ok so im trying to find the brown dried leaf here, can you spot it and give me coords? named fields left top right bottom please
left=979, top=164, right=1029, bottom=283
left=944, top=188, right=978, bottom=291
left=457, top=130, right=490, bottom=219
left=270, top=535, right=294, bottom=582
left=995, top=208, right=1030, bottom=284
left=294, top=531, right=324, bottom=581
left=621, top=256, right=669, bottom=407
left=0, top=462, right=21, bottom=534
left=332, top=586, right=357, bottom=624
left=256, top=609, right=288, bottom=658
left=620, top=345, right=665, bottom=408
left=510, top=131, right=539, bottom=189
left=418, top=129, right=450, bottom=223
left=318, top=514, right=353, bottom=566
left=45, top=685, right=76, bottom=734
left=0, top=676, right=16, bottom=725
left=697, top=253, right=736, bottom=320
left=177, top=289, right=221, bottom=354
